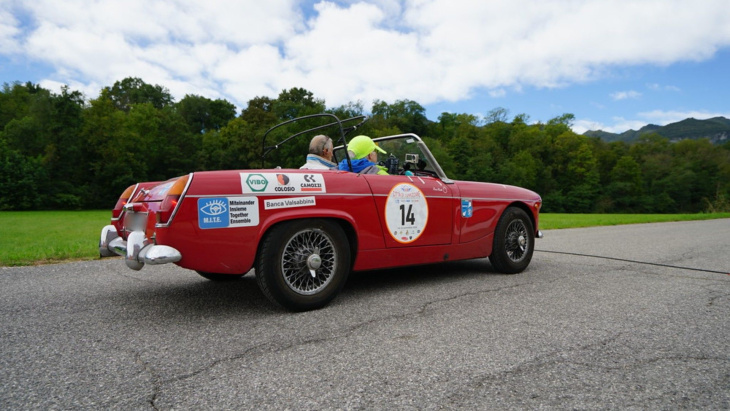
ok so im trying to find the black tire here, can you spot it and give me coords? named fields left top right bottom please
left=196, top=271, right=245, bottom=282
left=488, top=206, right=535, bottom=274
left=256, top=219, right=351, bottom=311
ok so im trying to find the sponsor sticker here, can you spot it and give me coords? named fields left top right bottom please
left=264, top=196, right=316, bottom=210
left=461, top=199, right=473, bottom=218
left=198, top=197, right=259, bottom=229
left=240, top=173, right=326, bottom=194
left=385, top=183, right=429, bottom=244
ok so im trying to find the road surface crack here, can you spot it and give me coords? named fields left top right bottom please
left=160, top=281, right=545, bottom=387
left=536, top=250, right=729, bottom=275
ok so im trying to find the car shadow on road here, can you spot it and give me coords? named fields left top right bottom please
left=105, top=258, right=503, bottom=317
left=109, top=271, right=277, bottom=317
left=342, top=258, right=500, bottom=294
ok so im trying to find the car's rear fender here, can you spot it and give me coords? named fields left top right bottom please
left=254, top=215, right=360, bottom=272
left=255, top=204, right=375, bottom=254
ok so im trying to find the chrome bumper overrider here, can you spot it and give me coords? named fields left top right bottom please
left=99, top=225, right=181, bottom=271
left=99, top=225, right=119, bottom=257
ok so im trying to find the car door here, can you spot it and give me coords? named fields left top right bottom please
left=363, top=174, right=454, bottom=248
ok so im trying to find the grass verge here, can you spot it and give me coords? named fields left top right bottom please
left=0, top=210, right=110, bottom=267
left=540, top=212, right=730, bottom=230
left=1, top=210, right=728, bottom=266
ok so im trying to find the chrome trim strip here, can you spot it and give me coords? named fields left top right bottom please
left=184, top=192, right=376, bottom=199
left=184, top=193, right=532, bottom=202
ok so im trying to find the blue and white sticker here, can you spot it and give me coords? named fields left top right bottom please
left=461, top=199, right=473, bottom=218
left=198, top=197, right=259, bottom=229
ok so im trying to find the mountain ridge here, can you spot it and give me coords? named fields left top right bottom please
left=583, top=116, right=730, bottom=144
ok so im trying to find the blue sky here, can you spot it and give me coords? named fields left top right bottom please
left=2, top=0, right=730, bottom=134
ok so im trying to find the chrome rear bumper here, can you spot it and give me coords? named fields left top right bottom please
left=99, top=225, right=119, bottom=257
left=99, top=225, right=181, bottom=271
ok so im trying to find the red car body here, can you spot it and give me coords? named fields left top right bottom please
left=100, top=117, right=542, bottom=311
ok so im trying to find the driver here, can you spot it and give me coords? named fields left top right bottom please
left=337, top=135, right=388, bottom=175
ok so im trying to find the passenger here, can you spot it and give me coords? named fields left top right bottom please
left=337, top=135, right=388, bottom=175
left=300, top=134, right=337, bottom=170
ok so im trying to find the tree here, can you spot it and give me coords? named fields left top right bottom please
left=177, top=94, right=236, bottom=134
left=371, top=99, right=429, bottom=136
left=500, top=150, right=539, bottom=190
left=106, top=77, right=173, bottom=112
left=549, top=131, right=600, bottom=212
left=328, top=101, right=365, bottom=120
left=82, top=89, right=150, bottom=207
left=0, top=140, right=45, bottom=210
left=200, top=117, right=260, bottom=170
left=272, top=88, right=325, bottom=120
left=485, top=107, right=509, bottom=124
left=605, top=155, right=644, bottom=212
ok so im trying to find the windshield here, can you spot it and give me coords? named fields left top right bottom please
left=333, top=134, right=451, bottom=181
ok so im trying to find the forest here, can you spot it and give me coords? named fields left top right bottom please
left=1, top=77, right=729, bottom=213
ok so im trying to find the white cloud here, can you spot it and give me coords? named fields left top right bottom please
left=573, top=117, right=647, bottom=134
left=488, top=89, right=506, bottom=98
left=610, top=90, right=642, bottom=101
left=646, top=83, right=681, bottom=92
left=2, top=0, right=730, bottom=111
left=0, top=7, right=21, bottom=54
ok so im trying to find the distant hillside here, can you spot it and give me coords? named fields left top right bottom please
left=584, top=116, right=730, bottom=144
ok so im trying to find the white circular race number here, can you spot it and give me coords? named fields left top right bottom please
left=385, top=183, right=429, bottom=244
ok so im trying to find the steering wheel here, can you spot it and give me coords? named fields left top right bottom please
left=381, top=154, right=400, bottom=175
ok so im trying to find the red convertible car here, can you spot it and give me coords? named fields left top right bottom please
left=100, top=114, right=542, bottom=311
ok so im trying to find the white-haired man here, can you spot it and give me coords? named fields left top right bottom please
left=300, top=134, right=337, bottom=170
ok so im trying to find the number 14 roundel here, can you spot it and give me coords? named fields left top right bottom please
left=385, top=183, right=429, bottom=244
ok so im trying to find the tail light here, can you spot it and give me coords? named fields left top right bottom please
left=157, top=174, right=191, bottom=225
left=112, top=184, right=137, bottom=219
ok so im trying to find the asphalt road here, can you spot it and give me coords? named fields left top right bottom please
left=1, top=219, right=728, bottom=409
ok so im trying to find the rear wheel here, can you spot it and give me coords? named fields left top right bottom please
left=256, top=219, right=351, bottom=311
left=489, top=207, right=535, bottom=274
left=196, top=271, right=245, bottom=281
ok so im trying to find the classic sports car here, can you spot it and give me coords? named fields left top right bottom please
left=100, top=114, right=542, bottom=311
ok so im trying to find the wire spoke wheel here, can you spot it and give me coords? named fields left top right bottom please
left=504, top=219, right=529, bottom=263
left=257, top=219, right=350, bottom=311
left=489, top=207, right=535, bottom=274
left=281, top=228, right=337, bottom=295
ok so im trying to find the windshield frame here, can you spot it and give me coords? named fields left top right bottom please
left=334, top=133, right=453, bottom=183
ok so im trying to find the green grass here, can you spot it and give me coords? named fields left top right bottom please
left=1, top=210, right=728, bottom=266
left=0, top=211, right=111, bottom=266
left=540, top=212, right=730, bottom=230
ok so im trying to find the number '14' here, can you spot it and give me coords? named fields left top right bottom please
left=400, top=204, right=415, bottom=225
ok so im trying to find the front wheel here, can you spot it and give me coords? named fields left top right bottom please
left=488, top=207, right=535, bottom=274
left=256, top=219, right=351, bottom=311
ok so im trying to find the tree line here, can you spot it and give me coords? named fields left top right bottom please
left=1, top=78, right=729, bottom=212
